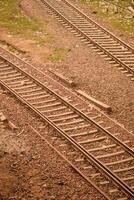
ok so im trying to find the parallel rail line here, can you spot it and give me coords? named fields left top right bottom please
left=40, top=0, right=134, bottom=80
left=0, top=47, right=134, bottom=200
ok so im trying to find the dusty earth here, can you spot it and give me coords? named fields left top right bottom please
left=0, top=0, right=134, bottom=199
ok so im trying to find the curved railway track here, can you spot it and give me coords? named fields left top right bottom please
left=40, top=0, right=134, bottom=80
left=0, top=47, right=134, bottom=200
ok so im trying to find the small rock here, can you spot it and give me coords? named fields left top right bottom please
left=50, top=196, right=56, bottom=200
left=92, top=11, right=97, bottom=14
left=8, top=197, right=17, bottom=200
left=27, top=155, right=34, bottom=162
left=0, top=112, right=7, bottom=122
left=20, top=80, right=27, bottom=85
left=75, top=44, right=79, bottom=48
left=42, top=183, right=47, bottom=188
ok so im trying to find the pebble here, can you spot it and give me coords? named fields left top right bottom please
left=50, top=196, right=56, bottom=200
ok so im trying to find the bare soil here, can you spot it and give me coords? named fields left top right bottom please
left=0, top=0, right=134, bottom=199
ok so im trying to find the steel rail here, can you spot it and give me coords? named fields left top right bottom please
left=0, top=53, right=133, bottom=157
left=0, top=55, right=134, bottom=198
left=30, top=125, right=110, bottom=200
left=0, top=46, right=132, bottom=135
left=40, top=0, right=134, bottom=75
left=63, top=0, right=134, bottom=53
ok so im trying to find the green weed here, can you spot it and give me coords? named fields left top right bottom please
left=48, top=48, right=69, bottom=62
left=0, top=0, right=53, bottom=43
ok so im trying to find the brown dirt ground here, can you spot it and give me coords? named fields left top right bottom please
left=0, top=0, right=134, bottom=199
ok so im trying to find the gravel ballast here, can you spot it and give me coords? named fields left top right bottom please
left=0, top=87, right=106, bottom=200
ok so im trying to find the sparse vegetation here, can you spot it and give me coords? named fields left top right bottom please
left=48, top=48, right=70, bottom=62
left=0, top=0, right=53, bottom=43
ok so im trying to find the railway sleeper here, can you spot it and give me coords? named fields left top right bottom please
left=57, top=118, right=84, bottom=126
left=114, top=166, right=134, bottom=173
left=3, top=75, right=26, bottom=82
left=52, top=114, right=79, bottom=122
left=122, top=176, right=134, bottom=182
left=0, top=72, right=22, bottom=79
left=63, top=124, right=90, bottom=132
left=87, top=144, right=117, bottom=153
left=78, top=135, right=106, bottom=145
left=23, top=92, right=48, bottom=99
left=31, top=98, right=57, bottom=105
left=105, top=156, right=133, bottom=167
left=0, top=69, right=18, bottom=75
left=0, top=63, right=9, bottom=68
left=0, top=66, right=12, bottom=71
left=96, top=150, right=125, bottom=159
left=41, top=106, right=67, bottom=113
left=70, top=129, right=98, bottom=137
left=7, top=80, right=33, bottom=87
left=18, top=87, right=42, bottom=95
left=48, top=111, right=74, bottom=118
left=13, top=84, right=37, bottom=90
left=36, top=102, right=62, bottom=109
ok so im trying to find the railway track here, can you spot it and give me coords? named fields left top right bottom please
left=0, top=47, right=134, bottom=200
left=39, top=0, right=134, bottom=80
